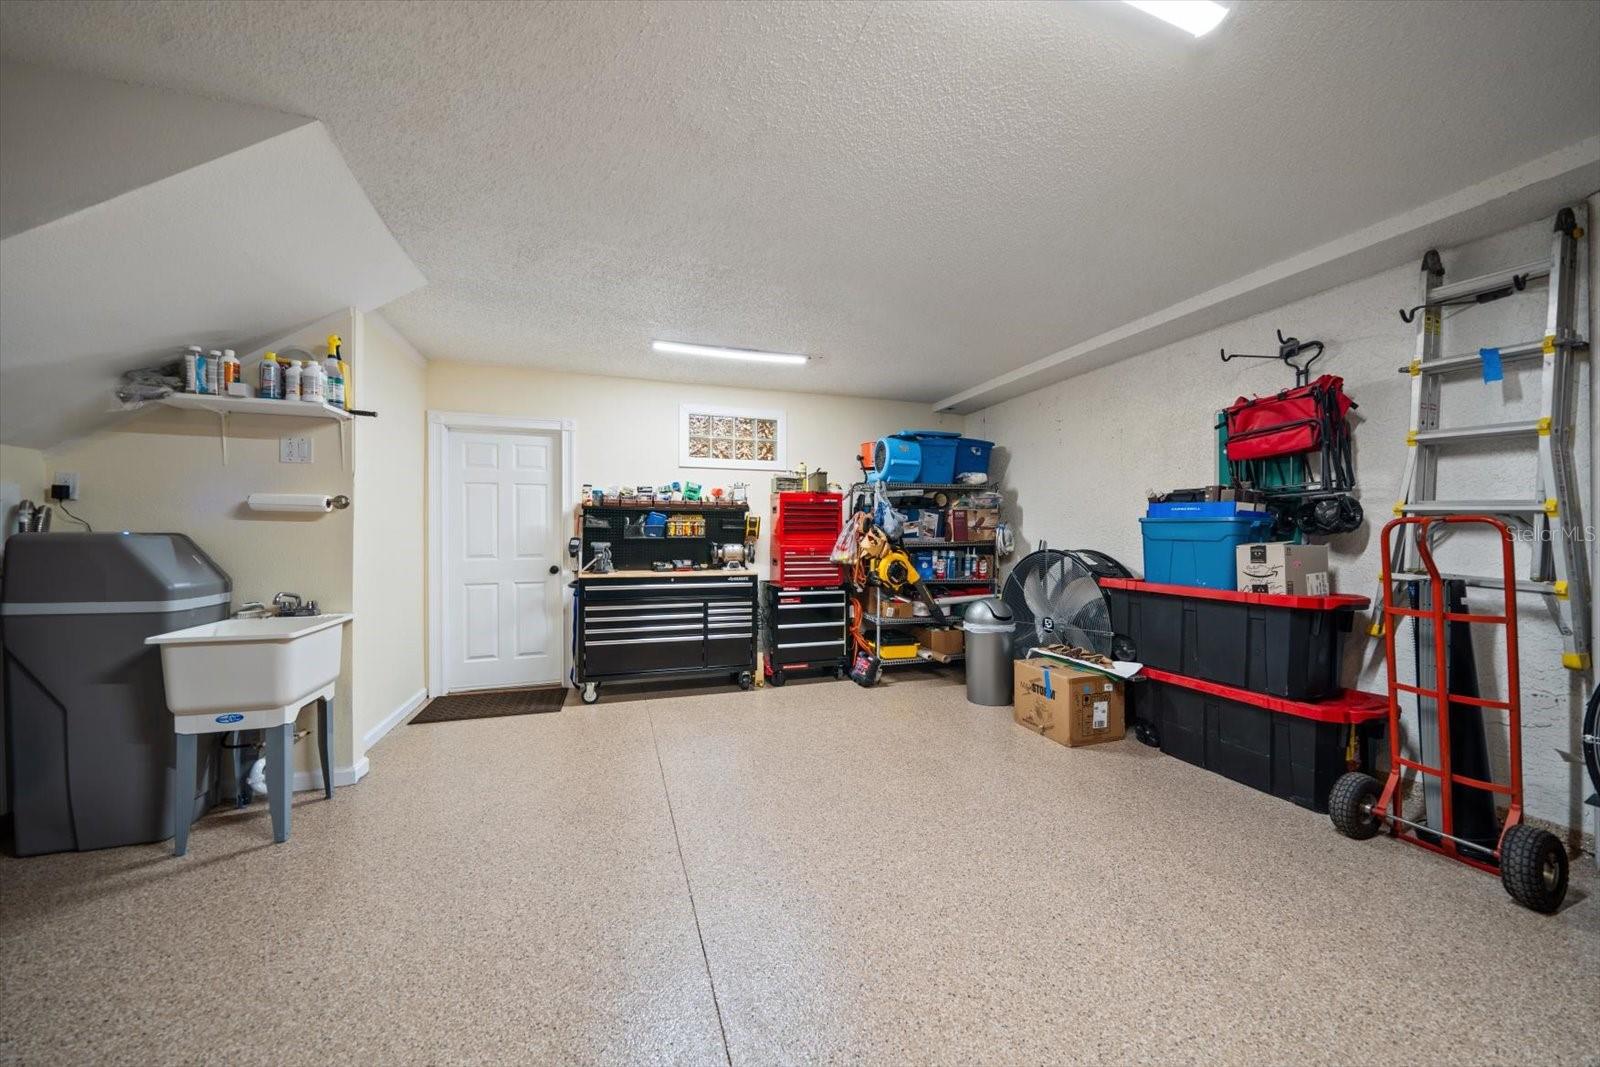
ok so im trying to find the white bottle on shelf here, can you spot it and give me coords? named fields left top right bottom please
left=182, top=346, right=201, bottom=393
left=322, top=354, right=344, bottom=408
left=205, top=350, right=221, bottom=395
left=283, top=359, right=302, bottom=401
left=300, top=358, right=324, bottom=403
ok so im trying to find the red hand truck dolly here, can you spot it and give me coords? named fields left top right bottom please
left=1327, top=515, right=1569, bottom=913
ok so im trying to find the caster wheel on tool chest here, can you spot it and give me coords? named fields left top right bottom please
left=768, top=669, right=786, bottom=687
left=737, top=671, right=754, bottom=691
left=581, top=682, right=600, bottom=705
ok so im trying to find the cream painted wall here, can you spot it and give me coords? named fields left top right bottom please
left=42, top=311, right=359, bottom=775
left=968, top=203, right=1596, bottom=842
left=351, top=310, right=427, bottom=755
left=0, top=443, right=45, bottom=494
left=425, top=360, right=964, bottom=577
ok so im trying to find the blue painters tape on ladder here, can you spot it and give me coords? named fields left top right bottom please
left=1042, top=666, right=1053, bottom=699
left=1479, top=347, right=1503, bottom=382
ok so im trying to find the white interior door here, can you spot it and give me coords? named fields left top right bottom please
left=444, top=429, right=562, bottom=692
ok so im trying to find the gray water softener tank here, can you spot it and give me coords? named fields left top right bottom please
left=1, top=533, right=231, bottom=856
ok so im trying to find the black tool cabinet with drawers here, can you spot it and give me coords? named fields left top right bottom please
left=574, top=571, right=757, bottom=703
left=762, top=583, right=849, bottom=686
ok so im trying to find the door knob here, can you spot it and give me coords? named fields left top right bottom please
left=548, top=564, right=559, bottom=575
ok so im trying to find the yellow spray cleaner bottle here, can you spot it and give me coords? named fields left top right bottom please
left=327, top=334, right=351, bottom=410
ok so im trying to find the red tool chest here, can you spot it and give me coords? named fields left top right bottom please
left=770, top=492, right=844, bottom=588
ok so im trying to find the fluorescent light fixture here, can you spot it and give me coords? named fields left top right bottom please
left=652, top=340, right=809, bottom=365
left=1121, top=0, right=1230, bottom=37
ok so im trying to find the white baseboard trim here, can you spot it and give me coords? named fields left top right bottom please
left=292, top=756, right=368, bottom=793
left=362, top=687, right=429, bottom=752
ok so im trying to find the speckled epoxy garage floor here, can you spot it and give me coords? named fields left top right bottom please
left=2, top=672, right=1595, bottom=1065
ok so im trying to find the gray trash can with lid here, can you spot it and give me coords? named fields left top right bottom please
left=1, top=533, right=230, bottom=855
left=963, top=598, right=1016, bottom=706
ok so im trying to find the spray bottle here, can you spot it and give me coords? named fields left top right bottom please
left=322, top=349, right=345, bottom=408
left=327, top=334, right=351, bottom=409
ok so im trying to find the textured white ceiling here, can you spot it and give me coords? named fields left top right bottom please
left=2, top=0, right=1597, bottom=403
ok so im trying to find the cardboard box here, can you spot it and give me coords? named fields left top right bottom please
left=1236, top=543, right=1330, bottom=596
left=950, top=507, right=1000, bottom=542
left=865, top=587, right=916, bottom=619
left=913, top=626, right=964, bottom=656
left=1012, top=660, right=1126, bottom=748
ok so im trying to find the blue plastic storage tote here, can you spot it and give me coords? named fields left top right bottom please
left=953, top=437, right=995, bottom=479
left=1145, top=500, right=1270, bottom=519
left=903, top=429, right=958, bottom=484
left=1140, top=514, right=1275, bottom=590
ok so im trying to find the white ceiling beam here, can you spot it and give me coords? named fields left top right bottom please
left=936, top=136, right=1600, bottom=414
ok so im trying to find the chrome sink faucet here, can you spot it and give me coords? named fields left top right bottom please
left=272, top=592, right=319, bottom=617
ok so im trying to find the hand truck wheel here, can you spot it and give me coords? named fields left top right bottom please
left=580, top=682, right=600, bottom=705
left=1328, top=771, right=1383, bottom=840
left=1499, top=824, right=1568, bottom=914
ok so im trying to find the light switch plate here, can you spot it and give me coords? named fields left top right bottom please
left=280, top=435, right=314, bottom=464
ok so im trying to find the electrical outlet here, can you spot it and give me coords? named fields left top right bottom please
left=280, top=435, right=314, bottom=464
left=50, top=472, right=79, bottom=500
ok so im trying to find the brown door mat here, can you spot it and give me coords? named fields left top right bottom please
left=410, top=686, right=567, bottom=724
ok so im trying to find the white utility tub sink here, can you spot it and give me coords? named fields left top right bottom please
left=147, top=614, right=352, bottom=715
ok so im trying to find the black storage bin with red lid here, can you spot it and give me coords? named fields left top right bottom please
left=1101, top=578, right=1368, bottom=701
left=1140, top=668, right=1385, bottom=812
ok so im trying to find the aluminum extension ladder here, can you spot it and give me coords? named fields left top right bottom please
left=1390, top=204, right=1592, bottom=672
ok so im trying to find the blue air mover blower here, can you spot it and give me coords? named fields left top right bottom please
left=870, top=436, right=922, bottom=483
left=870, top=430, right=960, bottom=484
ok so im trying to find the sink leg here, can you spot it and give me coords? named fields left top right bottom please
left=267, top=723, right=293, bottom=844
left=318, top=696, right=334, bottom=799
left=173, top=732, right=196, bottom=857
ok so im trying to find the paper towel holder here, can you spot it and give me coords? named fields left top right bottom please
left=246, top=493, right=351, bottom=514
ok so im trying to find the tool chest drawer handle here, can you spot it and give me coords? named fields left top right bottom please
left=780, top=639, right=846, bottom=649
left=600, top=582, right=751, bottom=591
left=585, top=612, right=703, bottom=623
left=774, top=589, right=845, bottom=597
left=585, top=601, right=702, bottom=611
left=706, top=632, right=753, bottom=640
left=584, top=623, right=704, bottom=636
left=779, top=620, right=844, bottom=629
left=587, top=635, right=703, bottom=647
left=778, top=601, right=843, bottom=610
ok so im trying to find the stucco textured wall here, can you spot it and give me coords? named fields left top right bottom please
left=970, top=205, right=1595, bottom=841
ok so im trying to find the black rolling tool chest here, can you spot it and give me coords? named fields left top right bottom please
left=575, top=571, right=757, bottom=703
left=762, top=584, right=848, bottom=685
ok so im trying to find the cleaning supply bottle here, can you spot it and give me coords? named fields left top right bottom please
left=322, top=352, right=345, bottom=408
left=300, top=357, right=325, bottom=403
left=194, top=349, right=211, bottom=394
left=327, top=334, right=351, bottom=409
left=182, top=346, right=201, bottom=393
left=205, top=350, right=222, bottom=395
left=258, top=352, right=282, bottom=400
left=283, top=358, right=302, bottom=401
left=221, top=349, right=240, bottom=393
